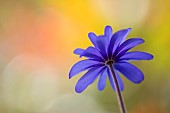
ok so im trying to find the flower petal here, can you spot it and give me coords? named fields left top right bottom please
left=108, top=67, right=124, bottom=91
left=118, top=51, right=154, bottom=61
left=114, top=62, right=144, bottom=84
left=96, top=35, right=110, bottom=59
left=73, top=48, right=84, bottom=55
left=104, top=25, right=113, bottom=40
left=116, top=38, right=144, bottom=58
left=108, top=28, right=131, bottom=58
left=75, top=67, right=104, bottom=93
left=114, top=70, right=124, bottom=91
left=88, top=32, right=98, bottom=48
left=98, top=67, right=107, bottom=91
left=69, top=59, right=104, bottom=79
left=80, top=46, right=104, bottom=61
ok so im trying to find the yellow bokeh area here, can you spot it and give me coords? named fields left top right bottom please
left=0, top=0, right=169, bottom=113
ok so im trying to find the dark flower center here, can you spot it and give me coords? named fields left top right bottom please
left=105, top=60, right=114, bottom=65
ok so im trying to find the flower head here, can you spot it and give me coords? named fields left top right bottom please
left=69, top=26, right=153, bottom=93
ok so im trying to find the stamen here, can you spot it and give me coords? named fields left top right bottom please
left=105, top=60, right=114, bottom=65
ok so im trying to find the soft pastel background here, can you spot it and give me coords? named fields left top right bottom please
left=0, top=0, right=169, bottom=113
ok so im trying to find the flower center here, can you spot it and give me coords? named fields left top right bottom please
left=105, top=60, right=114, bottom=65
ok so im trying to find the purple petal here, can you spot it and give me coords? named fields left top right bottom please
left=108, top=67, right=124, bottom=91
left=98, top=67, right=107, bottom=91
left=75, top=67, right=104, bottom=93
left=116, top=38, right=144, bottom=58
left=104, top=25, right=113, bottom=40
left=120, top=28, right=132, bottom=44
left=74, top=48, right=84, bottom=55
left=88, top=32, right=98, bottom=48
left=69, top=59, right=104, bottom=79
left=80, top=46, right=104, bottom=61
left=114, top=62, right=144, bottom=84
left=119, top=51, right=154, bottom=61
left=108, top=28, right=131, bottom=58
left=96, top=35, right=110, bottom=59
left=114, top=70, right=124, bottom=91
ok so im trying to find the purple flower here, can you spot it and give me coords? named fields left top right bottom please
left=69, top=26, right=153, bottom=93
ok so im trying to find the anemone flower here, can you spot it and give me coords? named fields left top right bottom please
left=69, top=26, right=153, bottom=113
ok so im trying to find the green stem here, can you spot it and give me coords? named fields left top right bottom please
left=108, top=63, right=127, bottom=113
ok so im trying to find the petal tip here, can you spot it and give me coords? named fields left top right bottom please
left=105, top=25, right=112, bottom=29
left=144, top=53, right=154, bottom=60
left=69, top=72, right=73, bottom=79
left=126, top=28, right=132, bottom=32
left=88, top=32, right=92, bottom=36
left=98, top=87, right=104, bottom=91
left=141, top=38, right=145, bottom=42
left=135, top=76, right=144, bottom=84
left=75, top=87, right=83, bottom=93
left=73, top=50, right=77, bottom=54
left=146, top=54, right=154, bottom=60
left=75, top=91, right=82, bottom=93
left=73, top=48, right=84, bottom=55
left=104, top=25, right=113, bottom=36
left=68, top=65, right=78, bottom=79
left=150, top=54, right=154, bottom=60
left=138, top=38, right=145, bottom=43
left=120, top=88, right=124, bottom=92
left=88, top=32, right=96, bottom=38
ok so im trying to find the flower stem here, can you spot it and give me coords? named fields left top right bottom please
left=108, top=63, right=127, bottom=113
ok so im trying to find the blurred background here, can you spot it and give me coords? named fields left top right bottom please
left=0, top=0, right=169, bottom=113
